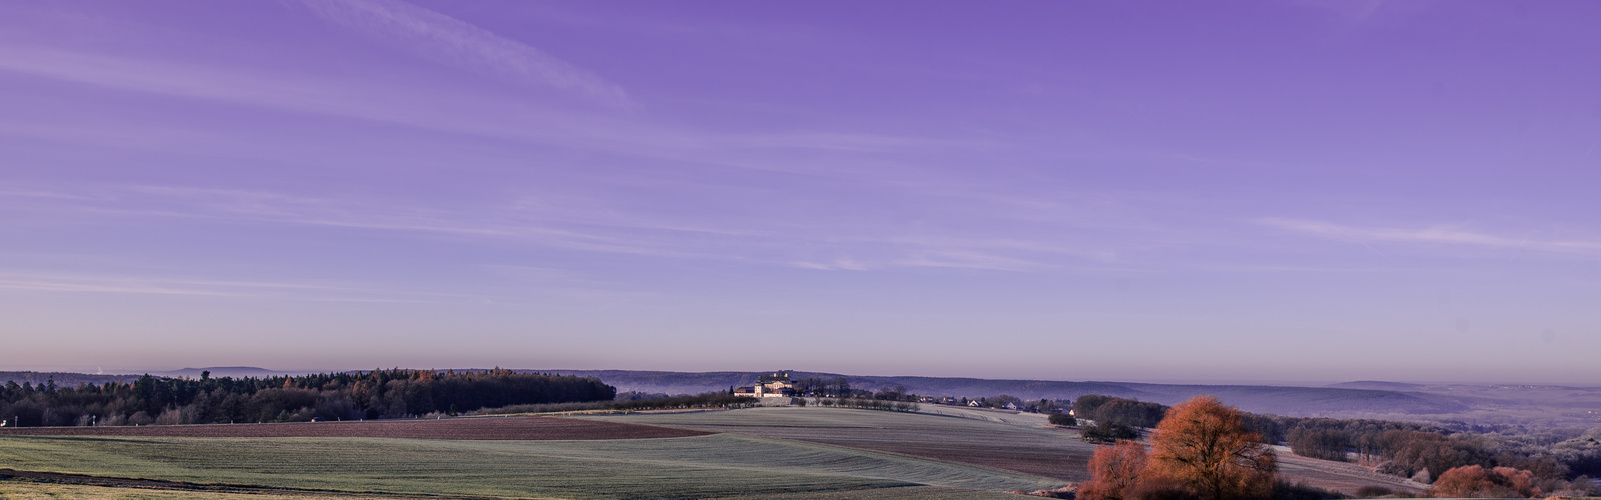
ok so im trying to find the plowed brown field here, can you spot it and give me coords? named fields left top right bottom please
left=0, top=416, right=710, bottom=440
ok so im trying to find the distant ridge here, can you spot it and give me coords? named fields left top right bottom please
left=151, top=367, right=317, bottom=379
left=1328, top=381, right=1427, bottom=391
left=533, top=369, right=1470, bottom=416
left=0, top=371, right=142, bottom=387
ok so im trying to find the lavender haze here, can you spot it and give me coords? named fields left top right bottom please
left=2, top=1, right=1598, bottom=384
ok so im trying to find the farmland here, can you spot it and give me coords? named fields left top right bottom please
left=584, top=405, right=1100, bottom=482
left=0, top=415, right=709, bottom=440
left=586, top=405, right=1427, bottom=496
left=0, top=405, right=1436, bottom=498
left=0, top=481, right=416, bottom=500
left=0, top=480, right=1018, bottom=500
left=0, top=414, right=1063, bottom=499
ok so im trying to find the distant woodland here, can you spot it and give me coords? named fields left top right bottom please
left=1064, top=394, right=1601, bottom=494
left=0, top=371, right=142, bottom=387
left=0, top=369, right=615, bottom=426
left=475, top=392, right=759, bottom=414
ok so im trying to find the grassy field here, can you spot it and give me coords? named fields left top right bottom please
left=0, top=405, right=1434, bottom=498
left=0, top=432, right=1060, bottom=499
left=0, top=481, right=427, bottom=500
left=0, top=481, right=1027, bottom=500
left=585, top=406, right=1429, bottom=496
left=584, top=405, right=1076, bottom=449
left=0, top=416, right=708, bottom=440
left=583, top=406, right=1099, bottom=482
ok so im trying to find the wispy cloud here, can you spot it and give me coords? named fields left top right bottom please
left=119, top=186, right=717, bottom=259
left=297, top=0, right=627, bottom=106
left=5, top=182, right=1126, bottom=275
left=0, top=189, right=94, bottom=201
left=0, top=45, right=438, bottom=129
left=1259, top=218, right=1601, bottom=255
left=791, top=258, right=874, bottom=271
left=795, top=252, right=1047, bottom=272
left=893, top=250, right=1045, bottom=272
left=0, top=271, right=455, bottom=302
left=722, top=132, right=988, bottom=153
left=0, top=44, right=624, bottom=145
left=0, top=44, right=951, bottom=182
left=2, top=184, right=739, bottom=261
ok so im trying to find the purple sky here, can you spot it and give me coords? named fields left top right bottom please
left=2, top=1, right=1599, bottom=384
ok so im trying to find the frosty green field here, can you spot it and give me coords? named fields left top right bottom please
left=0, top=430, right=1062, bottom=499
left=581, top=405, right=1098, bottom=482
left=0, top=481, right=1020, bottom=500
left=583, top=406, right=1428, bottom=496
left=0, top=406, right=1439, bottom=498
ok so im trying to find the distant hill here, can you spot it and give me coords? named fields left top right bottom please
left=1328, top=381, right=1427, bottom=391
left=1106, top=383, right=1467, bottom=415
left=151, top=367, right=315, bottom=379
left=526, top=370, right=833, bottom=396
left=0, top=367, right=324, bottom=386
left=0, top=371, right=143, bottom=387
left=533, top=369, right=1471, bottom=416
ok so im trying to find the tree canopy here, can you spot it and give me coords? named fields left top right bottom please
left=0, top=369, right=614, bottom=427
left=1143, top=396, right=1276, bottom=500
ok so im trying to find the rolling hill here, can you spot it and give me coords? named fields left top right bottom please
left=536, top=369, right=1472, bottom=416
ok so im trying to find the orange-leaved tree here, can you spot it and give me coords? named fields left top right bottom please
left=1080, top=439, right=1150, bottom=500
left=1430, top=465, right=1541, bottom=498
left=1142, top=396, right=1276, bottom=500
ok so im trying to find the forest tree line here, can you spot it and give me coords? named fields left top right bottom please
left=475, top=392, right=759, bottom=414
left=0, top=368, right=615, bottom=427
left=789, top=376, right=853, bottom=397
left=1058, top=394, right=1601, bottom=488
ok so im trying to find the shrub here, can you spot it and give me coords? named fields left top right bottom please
left=1269, top=481, right=1346, bottom=500
left=1429, top=465, right=1540, bottom=498
left=1549, top=474, right=1598, bottom=497
left=1373, top=461, right=1408, bottom=477
left=127, top=411, right=154, bottom=426
left=1082, top=419, right=1140, bottom=443
left=1126, top=476, right=1198, bottom=500
left=1080, top=440, right=1148, bottom=500
left=1049, top=413, right=1075, bottom=426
